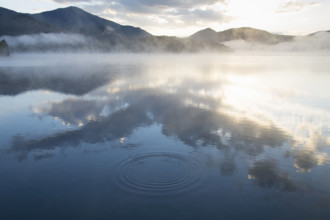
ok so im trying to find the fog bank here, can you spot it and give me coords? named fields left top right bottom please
left=1, top=31, right=330, bottom=54
left=1, top=33, right=93, bottom=52
left=224, top=32, right=330, bottom=53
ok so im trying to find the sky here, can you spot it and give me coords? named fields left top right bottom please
left=1, top=0, right=330, bottom=37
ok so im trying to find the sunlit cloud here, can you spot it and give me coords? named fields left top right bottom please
left=276, top=0, right=319, bottom=13
left=1, top=0, right=328, bottom=36
left=48, top=0, right=231, bottom=36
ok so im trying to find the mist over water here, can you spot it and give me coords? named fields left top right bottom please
left=0, top=53, right=330, bottom=219
left=223, top=32, right=330, bottom=53
left=2, top=29, right=330, bottom=53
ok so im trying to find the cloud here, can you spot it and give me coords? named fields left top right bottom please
left=114, top=0, right=226, bottom=13
left=52, top=0, right=91, bottom=3
left=293, top=150, right=329, bottom=172
left=276, top=0, right=319, bottom=13
left=3, top=33, right=89, bottom=51
left=9, top=105, right=153, bottom=157
left=173, top=7, right=229, bottom=23
left=248, top=159, right=297, bottom=192
left=8, top=87, right=289, bottom=160
left=53, top=0, right=226, bottom=10
left=41, top=98, right=107, bottom=126
left=223, top=31, right=330, bottom=52
left=5, top=33, right=87, bottom=46
left=50, top=0, right=231, bottom=36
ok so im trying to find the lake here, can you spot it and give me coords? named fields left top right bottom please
left=0, top=53, right=330, bottom=219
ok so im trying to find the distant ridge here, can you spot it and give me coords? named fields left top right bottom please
left=189, top=28, right=220, bottom=44
left=308, top=30, right=330, bottom=36
left=190, top=27, right=294, bottom=44
left=1, top=6, right=329, bottom=52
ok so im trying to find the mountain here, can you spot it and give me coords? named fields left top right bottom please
left=0, top=6, right=151, bottom=52
left=134, top=35, right=228, bottom=52
left=191, top=27, right=294, bottom=44
left=189, top=28, right=220, bottom=44
left=1, top=6, right=227, bottom=52
left=1, top=6, right=326, bottom=52
left=0, top=7, right=57, bottom=36
left=0, top=6, right=149, bottom=40
left=30, top=7, right=149, bottom=39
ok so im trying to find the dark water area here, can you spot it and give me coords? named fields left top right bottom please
left=0, top=53, right=330, bottom=219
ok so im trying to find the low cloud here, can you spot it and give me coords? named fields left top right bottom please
left=223, top=32, right=330, bottom=52
left=3, top=33, right=89, bottom=52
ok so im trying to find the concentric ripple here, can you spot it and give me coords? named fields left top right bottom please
left=115, top=152, right=204, bottom=196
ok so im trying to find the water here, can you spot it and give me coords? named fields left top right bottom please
left=0, top=53, right=330, bottom=219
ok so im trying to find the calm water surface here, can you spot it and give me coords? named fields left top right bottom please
left=0, top=53, right=330, bottom=219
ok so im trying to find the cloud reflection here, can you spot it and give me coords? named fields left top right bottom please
left=41, top=98, right=107, bottom=126
left=10, top=105, right=153, bottom=158
left=9, top=89, right=289, bottom=162
left=248, top=159, right=297, bottom=192
left=293, top=149, right=329, bottom=172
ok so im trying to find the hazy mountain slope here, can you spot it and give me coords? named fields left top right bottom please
left=191, top=27, right=294, bottom=44
left=308, top=30, right=330, bottom=36
left=133, top=35, right=228, bottom=52
left=189, top=28, right=220, bottom=44
left=219, top=27, right=293, bottom=44
left=0, top=7, right=57, bottom=36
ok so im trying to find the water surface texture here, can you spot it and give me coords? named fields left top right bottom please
left=0, top=53, right=330, bottom=219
